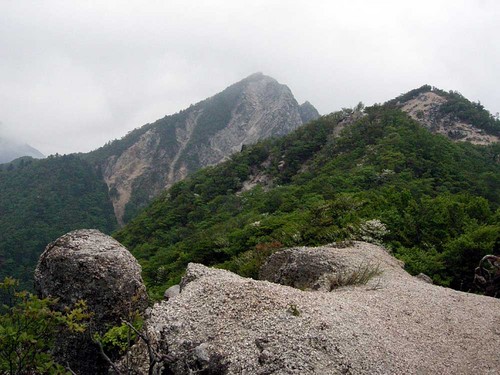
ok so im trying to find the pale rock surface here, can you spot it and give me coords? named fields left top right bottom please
left=34, top=229, right=148, bottom=374
left=163, top=284, right=180, bottom=300
left=415, top=273, right=433, bottom=284
left=258, top=244, right=384, bottom=291
left=400, top=91, right=499, bottom=145
left=132, top=242, right=500, bottom=374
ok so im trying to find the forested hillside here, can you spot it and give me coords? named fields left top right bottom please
left=0, top=155, right=116, bottom=289
left=116, top=105, right=500, bottom=298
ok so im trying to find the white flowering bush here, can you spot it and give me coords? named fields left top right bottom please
left=355, top=219, right=389, bottom=244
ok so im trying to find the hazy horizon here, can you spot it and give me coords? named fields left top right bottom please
left=2, top=1, right=500, bottom=155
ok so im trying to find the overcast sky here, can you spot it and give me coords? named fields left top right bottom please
left=1, top=0, right=499, bottom=155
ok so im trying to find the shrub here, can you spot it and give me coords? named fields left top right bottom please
left=354, top=219, right=389, bottom=244
left=0, top=277, right=89, bottom=375
left=94, top=313, right=144, bottom=356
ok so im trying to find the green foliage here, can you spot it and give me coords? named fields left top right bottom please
left=220, top=241, right=284, bottom=279
left=116, top=105, right=500, bottom=299
left=94, top=314, right=144, bottom=356
left=0, top=154, right=116, bottom=289
left=442, top=225, right=500, bottom=291
left=287, top=304, right=301, bottom=317
left=386, top=84, right=433, bottom=106
left=0, top=278, right=90, bottom=374
left=439, top=91, right=500, bottom=136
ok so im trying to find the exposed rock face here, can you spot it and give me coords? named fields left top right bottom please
left=163, top=284, right=180, bottom=300
left=400, top=91, right=500, bottom=144
left=34, top=229, right=148, bottom=374
left=130, top=242, right=500, bottom=374
left=259, top=245, right=352, bottom=290
left=95, top=73, right=318, bottom=225
left=196, top=74, right=305, bottom=167
left=299, top=101, right=321, bottom=124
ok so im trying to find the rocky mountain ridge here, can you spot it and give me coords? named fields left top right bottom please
left=88, top=73, right=319, bottom=224
left=0, top=73, right=319, bottom=290
left=2, top=79, right=500, bottom=295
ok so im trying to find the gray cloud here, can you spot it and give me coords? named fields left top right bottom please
left=1, top=0, right=499, bottom=155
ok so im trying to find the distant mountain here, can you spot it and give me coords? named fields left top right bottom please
left=0, top=137, right=44, bottom=163
left=85, top=73, right=319, bottom=224
left=389, top=85, right=500, bottom=144
left=0, top=73, right=318, bottom=288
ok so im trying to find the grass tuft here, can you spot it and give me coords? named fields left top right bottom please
left=328, top=263, right=382, bottom=291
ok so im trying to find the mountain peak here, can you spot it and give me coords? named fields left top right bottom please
left=389, top=85, right=500, bottom=145
left=240, top=72, right=277, bottom=83
left=92, top=74, right=319, bottom=225
left=244, top=71, right=266, bottom=80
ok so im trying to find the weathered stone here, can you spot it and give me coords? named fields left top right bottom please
left=126, top=242, right=500, bottom=374
left=34, top=229, right=148, bottom=374
left=259, top=246, right=340, bottom=290
left=399, top=91, right=500, bottom=145
left=299, top=101, right=320, bottom=124
left=259, top=244, right=390, bottom=291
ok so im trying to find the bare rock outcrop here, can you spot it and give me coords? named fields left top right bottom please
left=131, top=242, right=500, bottom=374
left=34, top=229, right=148, bottom=374
left=97, top=73, right=319, bottom=225
left=400, top=91, right=500, bottom=145
left=259, top=243, right=391, bottom=291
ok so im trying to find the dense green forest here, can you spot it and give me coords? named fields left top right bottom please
left=0, top=155, right=116, bottom=289
left=116, top=105, right=500, bottom=299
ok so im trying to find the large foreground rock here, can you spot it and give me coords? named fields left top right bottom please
left=135, top=242, right=500, bottom=374
left=35, top=229, right=148, bottom=374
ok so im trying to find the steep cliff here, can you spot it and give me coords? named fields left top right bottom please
left=87, top=73, right=319, bottom=224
